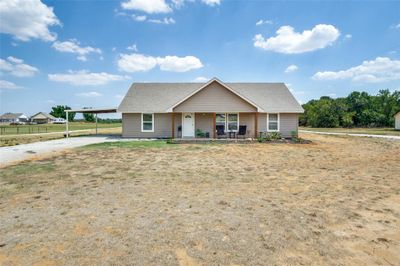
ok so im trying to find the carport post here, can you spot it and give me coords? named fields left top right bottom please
left=95, top=113, right=98, bottom=135
left=66, top=110, right=69, bottom=138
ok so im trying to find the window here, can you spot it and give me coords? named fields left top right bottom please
left=227, top=113, right=238, bottom=132
left=216, top=113, right=226, bottom=128
left=215, top=113, right=239, bottom=132
left=141, top=113, right=154, bottom=132
left=267, top=113, right=279, bottom=131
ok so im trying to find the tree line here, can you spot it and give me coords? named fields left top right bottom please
left=300, top=89, right=400, bottom=128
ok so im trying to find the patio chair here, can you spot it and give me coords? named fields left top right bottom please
left=236, top=125, right=247, bottom=139
left=216, top=125, right=227, bottom=138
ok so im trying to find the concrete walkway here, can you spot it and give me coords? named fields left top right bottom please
left=0, top=135, right=131, bottom=167
left=300, top=130, right=400, bottom=140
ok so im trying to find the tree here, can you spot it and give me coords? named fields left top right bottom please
left=50, top=105, right=75, bottom=121
left=82, top=107, right=95, bottom=122
left=301, top=89, right=400, bottom=128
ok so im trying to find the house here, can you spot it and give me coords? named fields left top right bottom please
left=118, top=78, right=304, bottom=139
left=30, top=112, right=56, bottom=124
left=395, top=112, right=400, bottom=130
left=0, top=113, right=29, bottom=124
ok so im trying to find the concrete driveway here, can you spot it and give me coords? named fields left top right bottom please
left=0, top=136, right=130, bottom=167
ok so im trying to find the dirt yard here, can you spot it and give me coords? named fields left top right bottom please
left=0, top=134, right=399, bottom=265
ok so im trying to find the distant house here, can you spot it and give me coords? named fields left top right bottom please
left=118, top=78, right=304, bottom=139
left=30, top=112, right=56, bottom=124
left=0, top=113, right=29, bottom=124
left=395, top=112, right=400, bottom=130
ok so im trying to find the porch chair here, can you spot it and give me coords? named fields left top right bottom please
left=216, top=125, right=227, bottom=138
left=236, top=125, right=247, bottom=139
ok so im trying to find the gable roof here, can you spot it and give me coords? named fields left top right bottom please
left=167, top=79, right=264, bottom=112
left=0, top=113, right=26, bottom=119
left=118, top=78, right=304, bottom=113
left=30, top=112, right=56, bottom=120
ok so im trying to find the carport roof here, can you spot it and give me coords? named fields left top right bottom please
left=66, top=108, right=117, bottom=114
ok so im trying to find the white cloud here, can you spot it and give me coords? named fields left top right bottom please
left=345, top=34, right=352, bottom=39
left=127, top=44, right=138, bottom=52
left=393, top=23, right=400, bottom=29
left=48, top=70, right=130, bottom=86
left=201, top=0, right=220, bottom=6
left=0, top=0, right=60, bottom=42
left=131, top=14, right=174, bottom=25
left=118, top=53, right=203, bottom=72
left=76, top=91, right=102, bottom=97
left=148, top=17, right=175, bottom=24
left=157, top=56, right=203, bottom=72
left=115, top=94, right=124, bottom=99
left=121, top=0, right=172, bottom=14
left=256, top=19, right=272, bottom=26
left=47, top=99, right=56, bottom=103
left=52, top=39, right=101, bottom=61
left=193, top=76, right=209, bottom=82
left=118, top=53, right=158, bottom=72
left=0, top=79, right=21, bottom=89
left=0, top=56, right=38, bottom=77
left=312, top=57, right=400, bottom=83
left=132, top=14, right=147, bottom=21
left=284, top=64, right=298, bottom=73
left=254, top=24, right=340, bottom=54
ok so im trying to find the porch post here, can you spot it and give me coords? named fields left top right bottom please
left=65, top=110, right=69, bottom=138
left=254, top=112, right=258, bottom=139
left=95, top=113, right=98, bottom=135
left=171, top=112, right=175, bottom=139
left=213, top=112, right=216, bottom=139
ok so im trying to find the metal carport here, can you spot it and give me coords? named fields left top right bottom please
left=65, top=108, right=118, bottom=137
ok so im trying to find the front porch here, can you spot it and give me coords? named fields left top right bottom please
left=171, top=112, right=259, bottom=139
left=169, top=138, right=255, bottom=144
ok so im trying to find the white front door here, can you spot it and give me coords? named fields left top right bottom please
left=182, top=113, right=195, bottom=137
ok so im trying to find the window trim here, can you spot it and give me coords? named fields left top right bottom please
left=216, top=113, right=239, bottom=132
left=141, top=113, right=154, bottom=132
left=267, top=113, right=280, bottom=132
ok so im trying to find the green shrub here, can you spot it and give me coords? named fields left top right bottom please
left=270, top=132, right=281, bottom=140
left=195, top=129, right=206, bottom=138
left=291, top=130, right=298, bottom=139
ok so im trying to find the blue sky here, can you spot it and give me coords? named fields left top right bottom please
left=0, top=0, right=399, bottom=117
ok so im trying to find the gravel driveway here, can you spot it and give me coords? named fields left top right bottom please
left=300, top=130, right=400, bottom=140
left=0, top=136, right=131, bottom=167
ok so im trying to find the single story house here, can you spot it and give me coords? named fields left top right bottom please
left=30, top=112, right=56, bottom=124
left=395, top=112, right=400, bottom=130
left=0, top=113, right=29, bottom=124
left=118, top=78, right=304, bottom=139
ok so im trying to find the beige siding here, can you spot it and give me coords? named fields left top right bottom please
left=195, top=113, right=213, bottom=136
left=123, top=113, right=178, bottom=138
left=258, top=113, right=299, bottom=138
left=280, top=113, right=299, bottom=137
left=258, top=113, right=268, bottom=132
left=239, top=113, right=256, bottom=138
left=174, top=82, right=257, bottom=113
left=122, top=112, right=299, bottom=138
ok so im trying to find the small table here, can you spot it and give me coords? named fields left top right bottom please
left=228, top=132, right=236, bottom=139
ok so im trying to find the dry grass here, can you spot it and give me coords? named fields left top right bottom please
left=0, top=127, right=121, bottom=147
left=0, top=134, right=399, bottom=265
